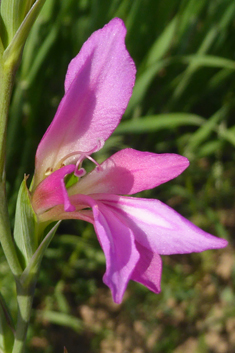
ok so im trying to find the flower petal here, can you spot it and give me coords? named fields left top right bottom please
left=92, top=194, right=228, bottom=255
left=69, top=148, right=189, bottom=196
left=70, top=194, right=139, bottom=303
left=131, top=242, right=162, bottom=294
left=35, top=18, right=136, bottom=185
left=32, top=165, right=75, bottom=214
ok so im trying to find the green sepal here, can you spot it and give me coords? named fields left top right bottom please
left=13, top=176, right=38, bottom=269
left=0, top=293, right=15, bottom=353
left=20, top=221, right=60, bottom=287
left=2, top=0, right=46, bottom=66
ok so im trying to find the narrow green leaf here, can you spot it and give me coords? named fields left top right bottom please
left=218, top=1, right=235, bottom=31
left=177, top=0, right=207, bottom=38
left=208, top=68, right=233, bottom=89
left=146, top=16, right=178, bottom=67
left=125, top=0, right=142, bottom=32
left=172, top=27, right=218, bottom=100
left=115, top=113, right=206, bottom=134
left=182, top=55, right=235, bottom=70
left=219, top=126, right=235, bottom=147
left=21, top=0, right=58, bottom=81
left=21, top=222, right=60, bottom=287
left=3, top=0, right=46, bottom=65
left=37, top=310, right=83, bottom=332
left=0, top=0, right=36, bottom=47
left=55, top=281, right=70, bottom=314
left=197, top=140, right=223, bottom=158
left=185, top=106, right=228, bottom=152
left=22, top=22, right=58, bottom=85
left=126, top=17, right=177, bottom=114
left=0, top=293, right=14, bottom=353
left=0, top=293, right=15, bottom=333
left=14, top=177, right=37, bottom=269
left=126, top=58, right=170, bottom=114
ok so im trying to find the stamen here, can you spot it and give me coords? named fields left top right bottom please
left=57, top=151, right=83, bottom=168
left=54, top=140, right=104, bottom=177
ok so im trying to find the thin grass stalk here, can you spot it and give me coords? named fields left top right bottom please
left=0, top=63, right=22, bottom=277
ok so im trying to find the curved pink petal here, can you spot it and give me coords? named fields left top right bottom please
left=92, top=194, right=228, bottom=255
left=40, top=192, right=162, bottom=297
left=35, top=18, right=136, bottom=185
left=69, top=148, right=189, bottom=196
left=32, top=165, right=75, bottom=214
left=69, top=194, right=139, bottom=303
left=131, top=242, right=162, bottom=294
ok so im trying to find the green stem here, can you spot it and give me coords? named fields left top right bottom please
left=0, top=62, right=23, bottom=277
left=0, top=66, right=12, bottom=178
left=0, top=63, right=37, bottom=353
left=11, top=280, right=35, bottom=353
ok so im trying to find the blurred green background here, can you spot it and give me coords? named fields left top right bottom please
left=2, top=0, right=235, bottom=352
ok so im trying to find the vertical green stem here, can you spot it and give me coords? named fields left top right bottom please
left=0, top=4, right=47, bottom=352
left=0, top=62, right=23, bottom=277
left=0, top=62, right=38, bottom=353
left=0, top=65, right=13, bottom=178
left=11, top=280, right=35, bottom=353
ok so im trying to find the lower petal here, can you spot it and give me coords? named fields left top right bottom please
left=71, top=194, right=140, bottom=303
left=92, top=202, right=140, bottom=303
left=92, top=194, right=228, bottom=255
left=131, top=242, right=162, bottom=294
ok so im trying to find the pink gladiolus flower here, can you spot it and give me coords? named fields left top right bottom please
left=30, top=18, right=227, bottom=304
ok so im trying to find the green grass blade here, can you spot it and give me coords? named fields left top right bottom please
left=115, top=113, right=206, bottom=134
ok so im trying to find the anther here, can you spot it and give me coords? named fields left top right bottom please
left=54, top=140, right=104, bottom=176
left=45, top=167, right=53, bottom=176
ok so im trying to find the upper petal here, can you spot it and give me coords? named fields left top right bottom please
left=69, top=148, right=189, bottom=195
left=35, top=18, right=136, bottom=185
left=92, top=194, right=228, bottom=255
